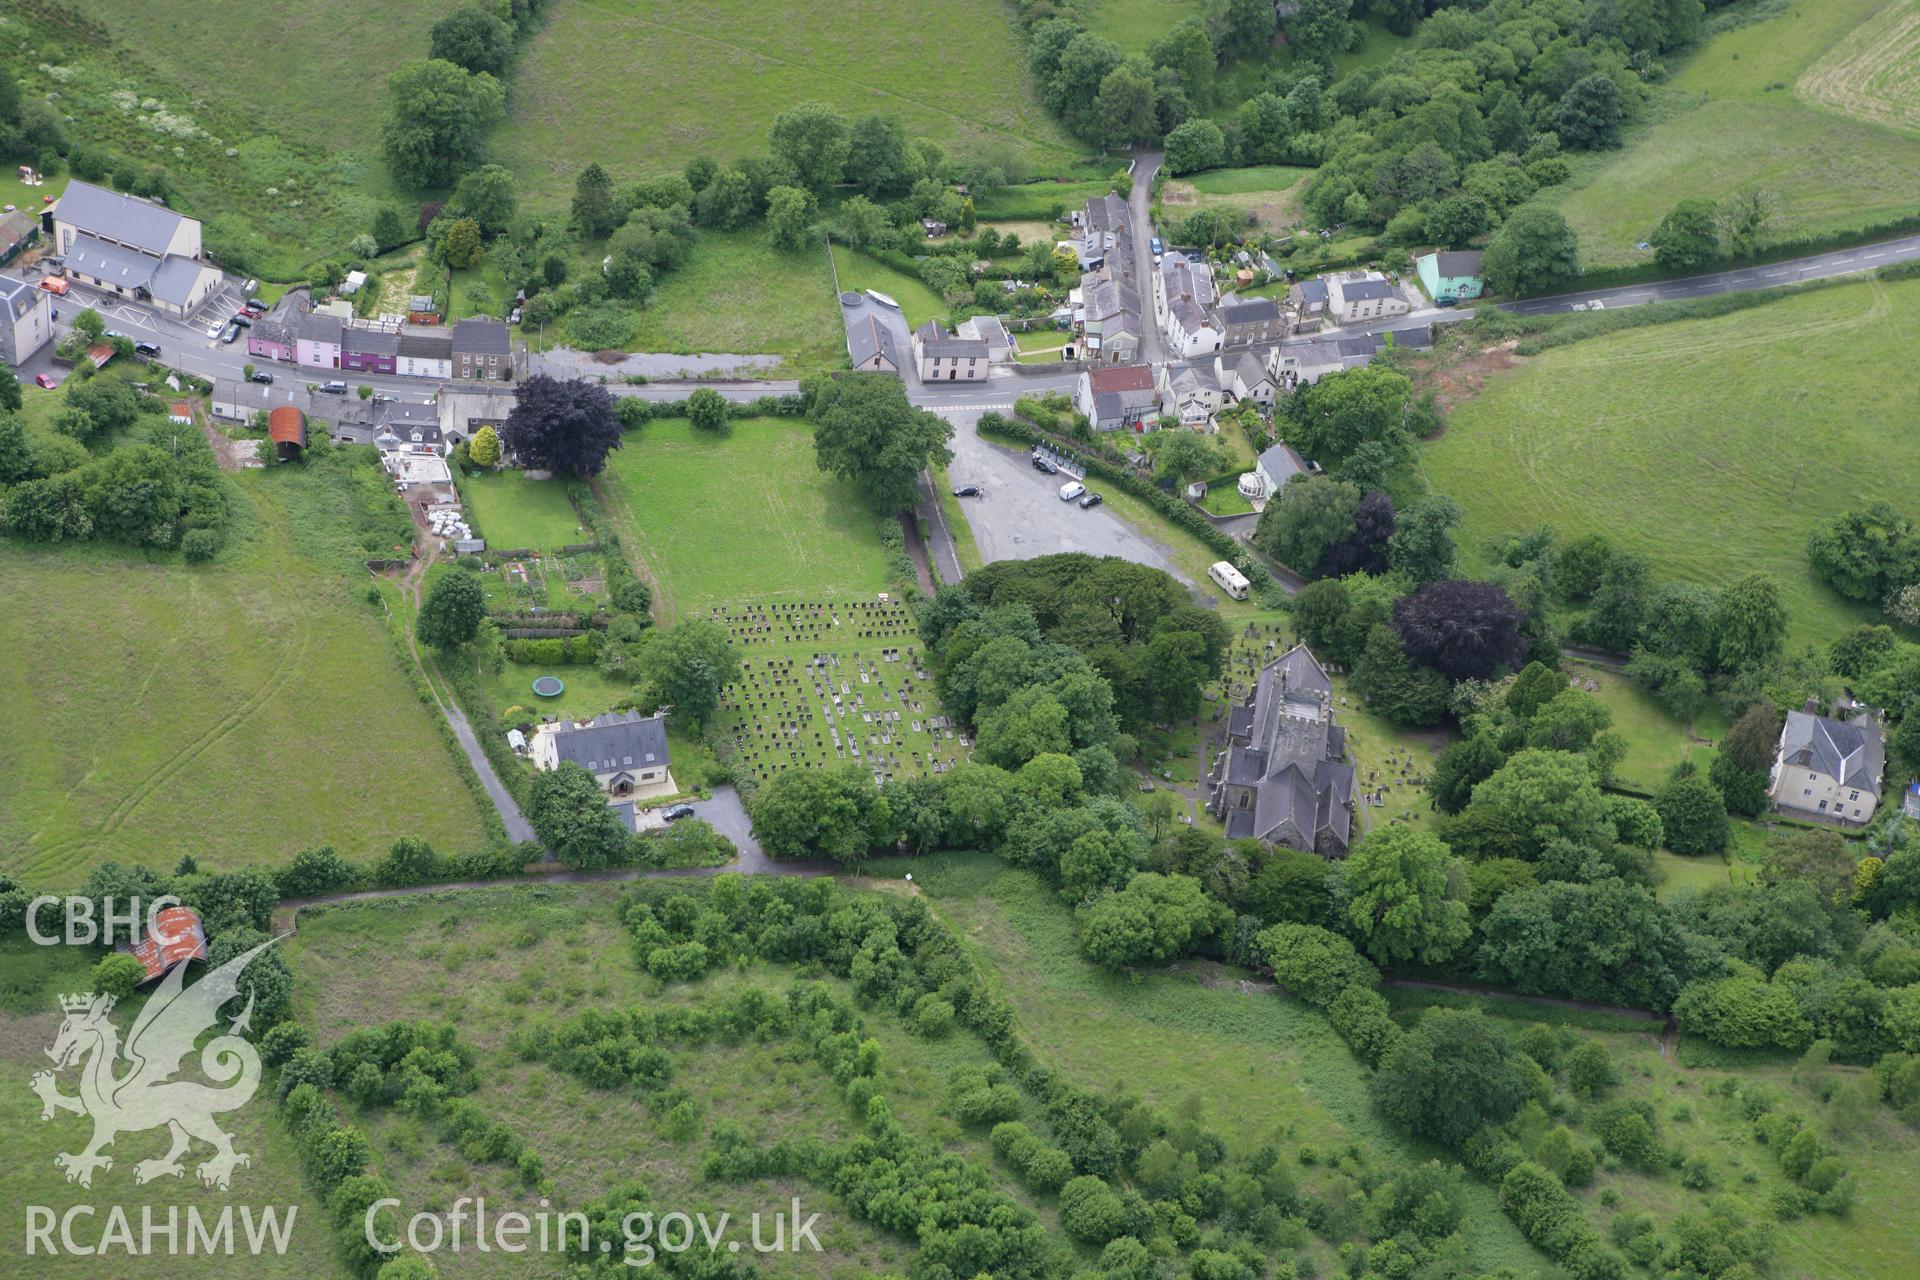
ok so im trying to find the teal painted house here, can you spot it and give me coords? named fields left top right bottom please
left=1416, top=250, right=1486, bottom=303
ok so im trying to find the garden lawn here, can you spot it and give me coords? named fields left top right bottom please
left=1421, top=274, right=1920, bottom=648
left=625, top=230, right=844, bottom=371
left=831, top=245, right=947, bottom=329
left=460, top=470, right=589, bottom=552
left=492, top=0, right=1081, bottom=198
left=0, top=468, right=489, bottom=888
left=1549, top=0, right=1920, bottom=269
left=1573, top=662, right=1726, bottom=796
left=1184, top=165, right=1312, bottom=195
left=596, top=416, right=891, bottom=614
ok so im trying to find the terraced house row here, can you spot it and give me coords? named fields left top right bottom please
left=247, top=312, right=514, bottom=380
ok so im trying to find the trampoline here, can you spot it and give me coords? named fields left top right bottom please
left=532, top=676, right=565, bottom=698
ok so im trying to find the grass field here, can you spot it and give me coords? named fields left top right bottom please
left=492, top=0, right=1081, bottom=200
left=1573, top=662, right=1727, bottom=795
left=830, top=245, right=947, bottom=329
left=625, top=230, right=843, bottom=369
left=1551, top=0, right=1920, bottom=268
left=911, top=855, right=1547, bottom=1276
left=459, top=470, right=590, bottom=552
left=0, top=465, right=489, bottom=888
left=9, top=0, right=449, bottom=276
left=595, top=417, right=891, bottom=614
left=1798, top=0, right=1920, bottom=133
left=1421, top=275, right=1920, bottom=647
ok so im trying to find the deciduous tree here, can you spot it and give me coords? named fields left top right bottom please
left=502, top=375, right=623, bottom=477
left=416, top=569, right=486, bottom=649
left=803, top=372, right=954, bottom=513
left=380, top=59, right=505, bottom=188
left=1342, top=827, right=1471, bottom=966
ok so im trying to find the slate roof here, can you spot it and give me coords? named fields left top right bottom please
left=147, top=255, right=210, bottom=307
left=398, top=329, right=453, bottom=358
left=1220, top=297, right=1281, bottom=325
left=55, top=180, right=189, bottom=256
left=550, top=711, right=671, bottom=774
left=0, top=210, right=37, bottom=255
left=1432, top=250, right=1484, bottom=277
left=1337, top=277, right=1398, bottom=302
left=1084, top=193, right=1128, bottom=235
left=914, top=319, right=987, bottom=359
left=1779, top=710, right=1883, bottom=796
left=452, top=317, right=511, bottom=355
left=958, top=314, right=1008, bottom=348
left=1294, top=278, right=1329, bottom=304
left=1212, top=644, right=1352, bottom=854
left=293, top=311, right=343, bottom=343
left=345, top=327, right=401, bottom=357
left=847, top=314, right=899, bottom=367
left=66, top=233, right=158, bottom=290
left=0, top=271, right=37, bottom=317
left=1258, top=442, right=1308, bottom=486
left=1226, top=350, right=1271, bottom=391
left=250, top=317, right=292, bottom=347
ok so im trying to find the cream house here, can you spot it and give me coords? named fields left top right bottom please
left=1768, top=701, right=1885, bottom=825
left=532, top=710, right=675, bottom=798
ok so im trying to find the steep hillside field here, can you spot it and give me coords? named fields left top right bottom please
left=1420, top=276, right=1920, bottom=647
left=1550, top=0, right=1920, bottom=268
left=0, top=467, right=489, bottom=887
left=492, top=0, right=1081, bottom=197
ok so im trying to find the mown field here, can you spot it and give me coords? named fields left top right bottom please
left=1797, top=0, right=1920, bottom=133
left=0, top=465, right=489, bottom=887
left=459, top=470, right=590, bottom=552
left=830, top=245, right=948, bottom=329
left=594, top=416, right=893, bottom=617
left=492, top=0, right=1081, bottom=199
left=1421, top=274, right=1920, bottom=647
left=1552, top=0, right=1920, bottom=269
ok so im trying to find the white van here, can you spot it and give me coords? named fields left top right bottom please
left=1059, top=480, right=1086, bottom=502
left=1209, top=560, right=1251, bottom=600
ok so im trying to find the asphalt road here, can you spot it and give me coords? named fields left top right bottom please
left=1127, top=149, right=1167, bottom=366
left=936, top=404, right=1190, bottom=582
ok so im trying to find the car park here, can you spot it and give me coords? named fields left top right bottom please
left=951, top=483, right=982, bottom=497
left=1059, top=480, right=1086, bottom=502
left=1078, top=492, right=1104, bottom=510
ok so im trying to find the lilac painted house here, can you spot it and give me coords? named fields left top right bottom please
left=247, top=317, right=294, bottom=363
left=293, top=311, right=343, bottom=370
left=342, top=326, right=399, bottom=375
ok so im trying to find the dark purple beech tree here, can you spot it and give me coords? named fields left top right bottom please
left=501, top=375, right=623, bottom=477
left=1318, top=490, right=1396, bottom=578
left=1392, top=579, right=1527, bottom=682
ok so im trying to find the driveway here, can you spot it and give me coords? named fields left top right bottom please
left=936, top=406, right=1190, bottom=583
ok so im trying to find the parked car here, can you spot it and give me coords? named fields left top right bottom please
left=1150, top=236, right=1164, bottom=257
left=134, top=341, right=161, bottom=358
left=951, top=483, right=982, bottom=498
left=34, top=373, right=58, bottom=389
left=1031, top=455, right=1058, bottom=475
left=1059, top=480, right=1086, bottom=502
left=318, top=381, right=348, bottom=394
left=240, top=300, right=266, bottom=317
left=1078, top=492, right=1104, bottom=510
left=218, top=321, right=241, bottom=344
left=661, top=803, right=697, bottom=823
left=229, top=312, right=252, bottom=328
left=250, top=371, right=274, bottom=384
left=372, top=392, right=397, bottom=403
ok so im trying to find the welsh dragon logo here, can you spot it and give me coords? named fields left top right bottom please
left=31, top=938, right=274, bottom=1191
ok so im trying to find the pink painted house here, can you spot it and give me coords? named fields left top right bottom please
left=293, top=312, right=343, bottom=370
left=246, top=317, right=293, bottom=363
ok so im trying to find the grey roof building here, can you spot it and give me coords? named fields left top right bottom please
left=847, top=314, right=900, bottom=372
left=52, top=180, right=192, bottom=257
left=534, top=710, right=673, bottom=796
left=146, top=255, right=211, bottom=308
left=345, top=327, right=401, bottom=358
left=1220, top=297, right=1281, bottom=327
left=1770, top=701, right=1885, bottom=825
left=453, top=317, right=512, bottom=354
left=1209, top=644, right=1354, bottom=856
left=399, top=330, right=454, bottom=359
left=66, top=234, right=160, bottom=291
left=293, top=311, right=344, bottom=343
left=1340, top=278, right=1398, bottom=301
left=913, top=319, right=988, bottom=360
